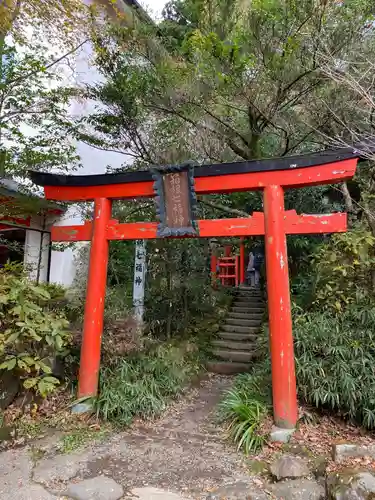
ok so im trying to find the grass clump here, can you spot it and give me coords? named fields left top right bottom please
left=218, top=369, right=271, bottom=454
left=251, top=303, right=375, bottom=430
left=95, top=343, right=200, bottom=425
left=294, top=304, right=375, bottom=429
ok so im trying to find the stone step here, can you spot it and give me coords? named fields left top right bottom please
left=237, top=291, right=262, bottom=297
left=218, top=331, right=259, bottom=341
left=213, top=339, right=256, bottom=351
left=232, top=306, right=264, bottom=313
left=236, top=294, right=263, bottom=300
left=222, top=324, right=260, bottom=334
left=233, top=302, right=264, bottom=307
left=226, top=318, right=262, bottom=327
left=232, top=300, right=265, bottom=309
left=237, top=287, right=262, bottom=293
left=235, top=298, right=263, bottom=305
left=231, top=307, right=264, bottom=314
left=228, top=312, right=263, bottom=319
left=213, top=349, right=257, bottom=363
left=237, top=296, right=263, bottom=302
left=206, top=361, right=250, bottom=375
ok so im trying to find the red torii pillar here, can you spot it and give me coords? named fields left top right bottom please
left=29, top=151, right=359, bottom=428
left=78, top=198, right=111, bottom=399
left=264, top=186, right=296, bottom=427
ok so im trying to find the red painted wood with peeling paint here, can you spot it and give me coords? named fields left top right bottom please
left=78, top=198, right=112, bottom=399
left=51, top=212, right=347, bottom=242
left=43, top=159, right=357, bottom=201
left=264, top=185, right=297, bottom=429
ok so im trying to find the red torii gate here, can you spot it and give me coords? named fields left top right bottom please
left=30, top=147, right=360, bottom=429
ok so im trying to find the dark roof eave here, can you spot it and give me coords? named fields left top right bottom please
left=29, top=144, right=374, bottom=188
left=0, top=178, right=65, bottom=213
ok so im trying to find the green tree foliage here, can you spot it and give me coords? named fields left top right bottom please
left=0, top=40, right=80, bottom=178
left=80, top=0, right=374, bottom=166
left=0, top=0, right=91, bottom=45
left=311, top=225, right=375, bottom=311
left=146, top=238, right=215, bottom=338
left=318, top=50, right=375, bottom=247
left=0, top=0, right=111, bottom=181
left=0, top=264, right=71, bottom=397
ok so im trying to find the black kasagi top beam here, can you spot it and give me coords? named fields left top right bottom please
left=29, top=144, right=374, bottom=188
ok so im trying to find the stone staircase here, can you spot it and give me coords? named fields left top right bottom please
left=207, top=286, right=265, bottom=374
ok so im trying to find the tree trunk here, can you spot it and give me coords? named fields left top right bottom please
left=198, top=198, right=250, bottom=217
left=341, top=182, right=354, bottom=213
left=249, top=133, right=261, bottom=159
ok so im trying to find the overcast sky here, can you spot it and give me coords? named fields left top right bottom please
left=140, top=0, right=168, bottom=20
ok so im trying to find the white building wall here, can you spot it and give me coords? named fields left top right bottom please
left=48, top=206, right=84, bottom=286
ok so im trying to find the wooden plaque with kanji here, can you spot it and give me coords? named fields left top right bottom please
left=152, top=163, right=199, bottom=237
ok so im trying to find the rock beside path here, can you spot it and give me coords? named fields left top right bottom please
left=269, top=478, right=325, bottom=500
left=332, top=442, right=375, bottom=463
left=33, top=450, right=90, bottom=485
left=130, top=487, right=188, bottom=499
left=327, top=470, right=375, bottom=499
left=205, top=480, right=269, bottom=499
left=270, top=455, right=310, bottom=481
left=65, top=475, right=123, bottom=500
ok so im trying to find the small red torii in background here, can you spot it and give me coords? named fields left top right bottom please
left=30, top=147, right=360, bottom=430
left=209, top=211, right=348, bottom=287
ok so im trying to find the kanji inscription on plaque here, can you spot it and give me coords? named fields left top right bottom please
left=152, top=162, right=199, bottom=237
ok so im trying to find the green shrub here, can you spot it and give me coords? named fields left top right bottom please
left=311, top=226, right=375, bottom=312
left=0, top=263, right=71, bottom=396
left=96, top=343, right=200, bottom=424
left=294, top=304, right=375, bottom=428
left=218, top=370, right=271, bottom=454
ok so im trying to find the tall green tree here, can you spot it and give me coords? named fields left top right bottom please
left=0, top=40, right=81, bottom=179
left=0, top=0, right=108, bottom=181
left=78, top=0, right=374, bottom=167
left=0, top=0, right=90, bottom=44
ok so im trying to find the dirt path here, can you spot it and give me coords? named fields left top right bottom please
left=0, top=375, right=268, bottom=499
